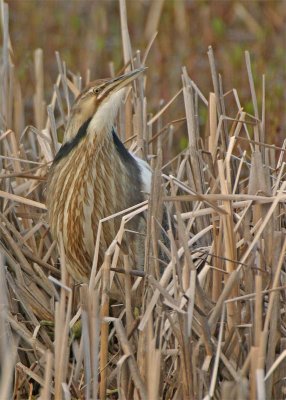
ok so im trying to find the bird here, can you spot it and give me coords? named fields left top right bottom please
left=46, top=68, right=151, bottom=283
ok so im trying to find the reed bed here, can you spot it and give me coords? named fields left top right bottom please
left=0, top=1, right=286, bottom=399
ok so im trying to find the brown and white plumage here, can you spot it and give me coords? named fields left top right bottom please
left=46, top=68, right=151, bottom=282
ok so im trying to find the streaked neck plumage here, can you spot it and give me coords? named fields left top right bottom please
left=64, top=87, right=126, bottom=144
left=46, top=87, right=145, bottom=281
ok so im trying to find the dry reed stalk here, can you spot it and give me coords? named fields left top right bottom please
left=211, top=217, right=223, bottom=303
left=99, top=254, right=111, bottom=400
left=217, top=159, right=239, bottom=331
left=207, top=46, right=227, bottom=152
left=114, top=318, right=147, bottom=400
left=38, top=350, right=53, bottom=400
left=119, top=0, right=133, bottom=141
left=47, top=235, right=71, bottom=398
left=144, top=0, right=164, bottom=41
left=0, top=1, right=285, bottom=398
left=0, top=255, right=17, bottom=399
left=208, top=92, right=217, bottom=160
left=33, top=48, right=45, bottom=130
left=80, top=284, right=92, bottom=399
left=146, top=319, right=161, bottom=399
left=123, top=255, right=134, bottom=333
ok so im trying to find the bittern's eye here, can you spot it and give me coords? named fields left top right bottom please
left=93, top=88, right=101, bottom=95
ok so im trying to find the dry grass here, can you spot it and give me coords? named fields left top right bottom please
left=0, top=1, right=286, bottom=399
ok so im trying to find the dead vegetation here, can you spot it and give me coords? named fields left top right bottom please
left=0, top=1, right=286, bottom=399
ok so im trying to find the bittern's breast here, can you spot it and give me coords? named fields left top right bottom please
left=46, top=132, right=144, bottom=282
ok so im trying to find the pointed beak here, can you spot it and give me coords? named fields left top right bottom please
left=97, top=67, right=147, bottom=100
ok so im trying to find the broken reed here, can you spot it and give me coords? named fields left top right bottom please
left=0, top=1, right=286, bottom=399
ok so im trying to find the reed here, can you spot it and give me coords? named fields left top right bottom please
left=0, top=1, right=285, bottom=399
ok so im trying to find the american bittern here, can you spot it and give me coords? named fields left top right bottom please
left=46, top=68, right=151, bottom=282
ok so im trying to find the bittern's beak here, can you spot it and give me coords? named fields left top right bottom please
left=97, top=67, right=147, bottom=100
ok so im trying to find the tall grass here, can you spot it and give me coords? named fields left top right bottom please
left=0, top=0, right=286, bottom=399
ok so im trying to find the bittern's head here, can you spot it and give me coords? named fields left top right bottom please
left=65, top=67, right=146, bottom=142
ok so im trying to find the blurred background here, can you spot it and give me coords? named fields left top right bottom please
left=7, top=0, right=286, bottom=145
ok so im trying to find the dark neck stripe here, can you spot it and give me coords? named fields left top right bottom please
left=53, top=117, right=92, bottom=164
left=112, top=128, right=140, bottom=171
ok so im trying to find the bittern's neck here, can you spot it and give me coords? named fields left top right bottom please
left=64, top=88, right=125, bottom=144
left=88, top=88, right=125, bottom=140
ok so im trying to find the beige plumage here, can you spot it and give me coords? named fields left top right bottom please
left=46, top=68, right=151, bottom=282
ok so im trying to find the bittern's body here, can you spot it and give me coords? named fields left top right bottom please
left=46, top=69, right=150, bottom=282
